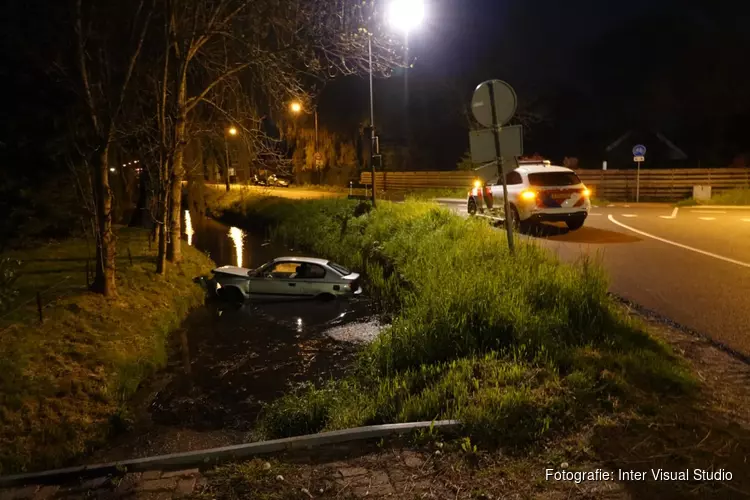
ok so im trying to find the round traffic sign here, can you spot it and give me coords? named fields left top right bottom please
left=471, top=80, right=517, bottom=128
left=632, top=144, right=647, bottom=156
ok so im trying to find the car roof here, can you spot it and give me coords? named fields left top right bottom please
left=516, top=164, right=573, bottom=174
left=272, top=256, right=330, bottom=266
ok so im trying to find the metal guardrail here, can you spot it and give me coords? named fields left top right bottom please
left=0, top=420, right=461, bottom=488
left=360, top=168, right=750, bottom=201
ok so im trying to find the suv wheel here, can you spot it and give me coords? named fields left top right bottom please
left=510, top=206, right=532, bottom=234
left=467, top=198, right=477, bottom=215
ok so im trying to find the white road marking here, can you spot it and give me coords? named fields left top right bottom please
left=607, top=204, right=616, bottom=207
left=621, top=214, right=637, bottom=218
left=623, top=204, right=631, bottom=208
left=691, top=209, right=727, bottom=214
left=742, top=218, right=750, bottom=222
left=608, top=215, right=750, bottom=269
left=698, top=217, right=716, bottom=221
left=659, top=207, right=679, bottom=219
left=589, top=213, right=603, bottom=216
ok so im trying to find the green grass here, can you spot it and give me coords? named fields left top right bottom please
left=212, top=197, right=695, bottom=449
left=0, top=227, right=214, bottom=474
left=403, top=187, right=469, bottom=200
left=675, top=188, right=750, bottom=206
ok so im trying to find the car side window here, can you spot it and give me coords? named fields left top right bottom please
left=294, top=263, right=326, bottom=279
left=305, top=264, right=326, bottom=279
left=266, top=262, right=298, bottom=278
left=505, top=171, right=523, bottom=185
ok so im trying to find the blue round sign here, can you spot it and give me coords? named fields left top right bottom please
left=632, top=144, right=647, bottom=156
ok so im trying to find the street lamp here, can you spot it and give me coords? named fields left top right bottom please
left=224, top=126, right=238, bottom=192
left=386, top=0, right=425, bottom=34
left=367, top=0, right=424, bottom=207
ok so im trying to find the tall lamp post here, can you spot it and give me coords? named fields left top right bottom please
left=367, top=0, right=424, bottom=206
left=224, top=126, right=238, bottom=192
left=290, top=101, right=319, bottom=182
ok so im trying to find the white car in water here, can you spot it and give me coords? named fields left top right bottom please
left=467, top=160, right=591, bottom=231
left=211, top=257, right=362, bottom=302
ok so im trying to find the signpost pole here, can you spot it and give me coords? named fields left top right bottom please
left=632, top=145, right=646, bottom=203
left=488, top=83, right=515, bottom=254
left=636, top=161, right=641, bottom=203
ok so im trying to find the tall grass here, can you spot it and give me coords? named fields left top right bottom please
left=0, top=228, right=214, bottom=473
left=219, top=198, right=694, bottom=447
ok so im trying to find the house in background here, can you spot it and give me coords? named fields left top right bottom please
left=604, top=130, right=689, bottom=169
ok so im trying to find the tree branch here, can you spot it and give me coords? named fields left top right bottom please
left=185, top=62, right=251, bottom=113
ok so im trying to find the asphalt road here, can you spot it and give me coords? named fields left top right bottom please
left=442, top=200, right=750, bottom=358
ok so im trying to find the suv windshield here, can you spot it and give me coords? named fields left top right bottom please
left=527, top=172, right=581, bottom=187
left=328, top=261, right=351, bottom=276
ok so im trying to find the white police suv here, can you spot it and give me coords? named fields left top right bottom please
left=467, top=160, right=591, bottom=231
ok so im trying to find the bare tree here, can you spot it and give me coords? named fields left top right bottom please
left=147, top=0, right=407, bottom=266
left=72, top=0, right=153, bottom=295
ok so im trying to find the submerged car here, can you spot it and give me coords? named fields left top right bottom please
left=211, top=257, right=362, bottom=302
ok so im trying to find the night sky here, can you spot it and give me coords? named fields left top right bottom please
left=319, top=0, right=750, bottom=170
left=1, top=0, right=749, bottom=178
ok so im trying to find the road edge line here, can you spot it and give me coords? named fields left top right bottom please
left=607, top=215, right=750, bottom=269
left=0, top=420, right=461, bottom=488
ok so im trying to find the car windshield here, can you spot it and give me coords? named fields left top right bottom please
left=527, top=172, right=581, bottom=187
left=327, top=261, right=351, bottom=275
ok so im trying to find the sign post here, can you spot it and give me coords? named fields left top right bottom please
left=471, top=79, right=518, bottom=253
left=632, top=145, right=647, bottom=202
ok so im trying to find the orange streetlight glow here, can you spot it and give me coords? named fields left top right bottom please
left=290, top=102, right=302, bottom=114
left=228, top=126, right=238, bottom=136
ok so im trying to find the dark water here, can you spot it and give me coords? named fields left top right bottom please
left=148, top=211, right=380, bottom=431
left=90, top=211, right=381, bottom=462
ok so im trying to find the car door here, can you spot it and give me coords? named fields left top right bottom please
left=296, top=263, right=328, bottom=296
left=251, top=261, right=302, bottom=297
left=490, top=171, right=523, bottom=214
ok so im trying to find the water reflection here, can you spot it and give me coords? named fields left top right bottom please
left=228, top=226, right=245, bottom=267
left=184, top=210, right=194, bottom=246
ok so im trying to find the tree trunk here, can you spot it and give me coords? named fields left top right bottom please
left=167, top=105, right=187, bottom=263
left=225, top=156, right=231, bottom=192
left=156, top=181, right=169, bottom=274
left=91, top=145, right=117, bottom=296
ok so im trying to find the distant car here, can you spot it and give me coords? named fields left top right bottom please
left=467, top=160, right=591, bottom=231
left=211, top=257, right=362, bottom=302
left=268, top=174, right=290, bottom=187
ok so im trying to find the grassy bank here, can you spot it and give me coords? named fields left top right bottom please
left=675, top=187, right=750, bottom=206
left=0, top=227, right=214, bottom=474
left=212, top=197, right=695, bottom=450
